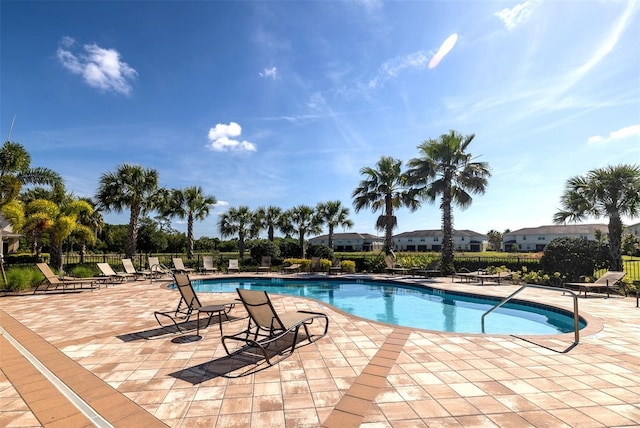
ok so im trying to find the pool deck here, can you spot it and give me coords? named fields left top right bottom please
left=1, top=273, right=639, bottom=427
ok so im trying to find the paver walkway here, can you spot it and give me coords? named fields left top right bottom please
left=1, top=274, right=639, bottom=427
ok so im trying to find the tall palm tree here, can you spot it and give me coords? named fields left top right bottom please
left=0, top=141, right=62, bottom=280
left=253, top=205, right=282, bottom=241
left=352, top=156, right=419, bottom=254
left=165, top=186, right=217, bottom=259
left=95, top=163, right=160, bottom=259
left=554, top=164, right=640, bottom=272
left=218, top=205, right=254, bottom=259
left=317, top=200, right=354, bottom=248
left=281, top=205, right=322, bottom=258
left=406, top=131, right=491, bottom=274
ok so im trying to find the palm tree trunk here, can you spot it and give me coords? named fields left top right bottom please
left=441, top=186, right=455, bottom=275
left=299, top=230, right=306, bottom=258
left=187, top=214, right=194, bottom=260
left=126, top=205, right=140, bottom=259
left=50, top=242, right=64, bottom=272
left=238, top=231, right=245, bottom=259
left=608, top=214, right=624, bottom=271
left=384, top=196, right=393, bottom=254
left=328, top=225, right=335, bottom=249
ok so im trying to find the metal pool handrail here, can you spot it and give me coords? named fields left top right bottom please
left=481, top=284, right=581, bottom=345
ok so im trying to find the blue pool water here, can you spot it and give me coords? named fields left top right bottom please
left=188, top=278, right=585, bottom=335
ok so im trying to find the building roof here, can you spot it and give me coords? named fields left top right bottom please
left=505, top=224, right=609, bottom=235
left=310, top=232, right=383, bottom=241
left=393, top=229, right=487, bottom=238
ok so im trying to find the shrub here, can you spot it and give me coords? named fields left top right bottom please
left=362, top=253, right=386, bottom=273
left=283, top=258, right=311, bottom=272
left=69, top=265, right=97, bottom=278
left=249, top=240, right=281, bottom=264
left=279, top=238, right=302, bottom=258
left=319, top=258, right=332, bottom=272
left=341, top=260, right=356, bottom=273
left=540, top=237, right=608, bottom=281
left=5, top=266, right=43, bottom=292
left=307, top=244, right=334, bottom=260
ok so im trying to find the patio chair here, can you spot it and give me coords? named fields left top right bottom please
left=564, top=271, right=626, bottom=298
left=33, top=263, right=100, bottom=294
left=384, top=255, right=409, bottom=275
left=257, top=256, right=271, bottom=273
left=310, top=256, right=321, bottom=273
left=97, top=262, right=133, bottom=282
left=121, top=258, right=152, bottom=280
left=329, top=259, right=342, bottom=275
left=172, top=257, right=195, bottom=274
left=148, top=256, right=171, bottom=278
left=154, top=273, right=238, bottom=333
left=201, top=256, right=218, bottom=274
left=228, top=259, right=240, bottom=273
left=283, top=263, right=301, bottom=274
left=412, top=260, right=441, bottom=278
left=222, top=288, right=329, bottom=365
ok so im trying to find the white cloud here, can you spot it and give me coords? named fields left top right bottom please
left=428, top=33, right=458, bottom=69
left=207, top=122, right=256, bottom=152
left=587, top=124, right=640, bottom=144
left=495, top=0, right=538, bottom=30
left=56, top=37, right=137, bottom=95
left=259, top=67, right=278, bottom=79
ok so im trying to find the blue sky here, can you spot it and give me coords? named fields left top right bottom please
left=2, top=0, right=639, bottom=239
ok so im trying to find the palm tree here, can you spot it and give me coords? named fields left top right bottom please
left=317, top=200, right=354, bottom=248
left=0, top=141, right=62, bottom=280
left=554, top=164, right=640, bottom=272
left=253, top=205, right=282, bottom=241
left=75, top=197, right=103, bottom=263
left=164, top=186, right=216, bottom=259
left=95, top=163, right=160, bottom=259
left=281, top=205, right=322, bottom=258
left=352, top=156, right=419, bottom=254
left=406, top=131, right=491, bottom=274
left=218, top=205, right=254, bottom=259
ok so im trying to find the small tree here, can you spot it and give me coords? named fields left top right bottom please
left=306, top=244, right=334, bottom=260
left=249, top=239, right=281, bottom=264
left=540, top=237, right=608, bottom=281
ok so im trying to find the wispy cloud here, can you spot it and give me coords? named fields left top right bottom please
left=207, top=122, right=256, bottom=152
left=494, top=0, right=538, bottom=30
left=429, top=34, right=458, bottom=69
left=365, top=51, right=430, bottom=90
left=259, top=67, right=278, bottom=79
left=587, top=124, right=640, bottom=144
left=56, top=37, right=137, bottom=95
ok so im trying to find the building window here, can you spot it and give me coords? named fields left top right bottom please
left=461, top=237, right=465, bottom=241
left=408, top=239, right=413, bottom=242
left=523, top=236, right=526, bottom=240
left=538, top=236, right=545, bottom=240
left=420, top=238, right=425, bottom=242
left=434, top=237, right=439, bottom=242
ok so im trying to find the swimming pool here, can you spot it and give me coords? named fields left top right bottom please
left=188, top=277, right=585, bottom=335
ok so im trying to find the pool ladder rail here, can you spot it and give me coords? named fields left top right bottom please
left=481, top=283, right=581, bottom=345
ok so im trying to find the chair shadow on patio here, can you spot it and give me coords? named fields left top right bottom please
left=168, top=330, right=314, bottom=381
left=116, top=313, right=247, bottom=342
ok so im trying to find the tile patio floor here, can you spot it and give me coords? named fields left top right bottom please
left=1, top=273, right=639, bottom=427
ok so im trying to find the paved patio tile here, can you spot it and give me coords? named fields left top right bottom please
left=0, top=273, right=639, bottom=427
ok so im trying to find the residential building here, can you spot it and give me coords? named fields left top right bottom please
left=626, top=222, right=640, bottom=239
left=0, top=215, right=21, bottom=256
left=503, top=223, right=608, bottom=252
left=308, top=233, right=384, bottom=252
left=393, top=229, right=488, bottom=252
